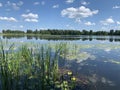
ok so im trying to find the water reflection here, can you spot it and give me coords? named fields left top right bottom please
left=1, top=35, right=120, bottom=90
left=2, top=35, right=120, bottom=42
left=59, top=48, right=120, bottom=90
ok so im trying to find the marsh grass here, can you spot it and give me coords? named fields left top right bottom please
left=0, top=40, right=80, bottom=90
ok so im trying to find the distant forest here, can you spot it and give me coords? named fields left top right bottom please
left=2, top=29, right=120, bottom=35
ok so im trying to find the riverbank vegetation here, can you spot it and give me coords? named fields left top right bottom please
left=2, top=29, right=120, bottom=35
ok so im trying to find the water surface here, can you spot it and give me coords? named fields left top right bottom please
left=1, top=35, right=120, bottom=90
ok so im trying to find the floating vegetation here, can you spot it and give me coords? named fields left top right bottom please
left=60, top=50, right=96, bottom=63
left=109, top=60, right=120, bottom=65
left=103, top=59, right=120, bottom=65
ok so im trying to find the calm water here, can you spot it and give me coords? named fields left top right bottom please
left=1, top=35, right=120, bottom=90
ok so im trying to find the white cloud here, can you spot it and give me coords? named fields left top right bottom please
left=20, top=25, right=23, bottom=28
left=25, top=19, right=38, bottom=22
left=34, top=2, right=40, bottom=5
left=117, top=21, right=120, bottom=25
left=0, top=3, right=3, bottom=7
left=0, top=16, right=17, bottom=22
left=21, top=13, right=38, bottom=19
left=81, top=1, right=90, bottom=5
left=84, top=21, right=95, bottom=26
left=52, top=4, right=59, bottom=8
left=61, top=6, right=98, bottom=21
left=66, top=0, right=75, bottom=4
left=12, top=3, right=20, bottom=10
left=41, top=1, right=45, bottom=5
left=100, top=17, right=115, bottom=25
left=113, top=5, right=120, bottom=9
left=6, top=1, right=23, bottom=10
left=21, top=13, right=39, bottom=22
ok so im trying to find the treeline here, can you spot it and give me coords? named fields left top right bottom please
left=27, top=29, right=81, bottom=35
left=2, top=29, right=120, bottom=35
left=2, top=30, right=24, bottom=34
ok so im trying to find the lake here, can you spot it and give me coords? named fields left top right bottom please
left=1, top=35, right=120, bottom=90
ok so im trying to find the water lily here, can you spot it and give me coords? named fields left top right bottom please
left=71, top=76, right=76, bottom=81
left=67, top=71, right=72, bottom=75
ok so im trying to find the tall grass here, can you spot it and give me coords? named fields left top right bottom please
left=0, top=41, right=79, bottom=90
left=0, top=40, right=77, bottom=90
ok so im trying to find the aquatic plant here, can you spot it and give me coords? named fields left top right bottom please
left=0, top=41, right=79, bottom=90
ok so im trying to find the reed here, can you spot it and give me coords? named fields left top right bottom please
left=0, top=41, right=77, bottom=90
left=0, top=40, right=79, bottom=90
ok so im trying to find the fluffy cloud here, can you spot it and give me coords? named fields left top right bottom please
left=22, top=13, right=38, bottom=19
left=25, top=19, right=38, bottom=22
left=0, top=16, right=17, bottom=22
left=61, top=6, right=98, bottom=21
left=66, top=0, right=75, bottom=4
left=117, top=21, right=120, bottom=24
left=34, top=2, right=40, bottom=5
left=81, top=1, right=90, bottom=5
left=84, top=21, right=96, bottom=26
left=6, top=1, right=23, bottom=10
left=100, top=17, right=114, bottom=25
left=52, top=4, right=59, bottom=8
left=113, top=5, right=120, bottom=9
left=0, top=3, right=3, bottom=7
left=21, top=13, right=39, bottom=22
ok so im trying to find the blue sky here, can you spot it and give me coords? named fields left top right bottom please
left=0, top=0, right=120, bottom=31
